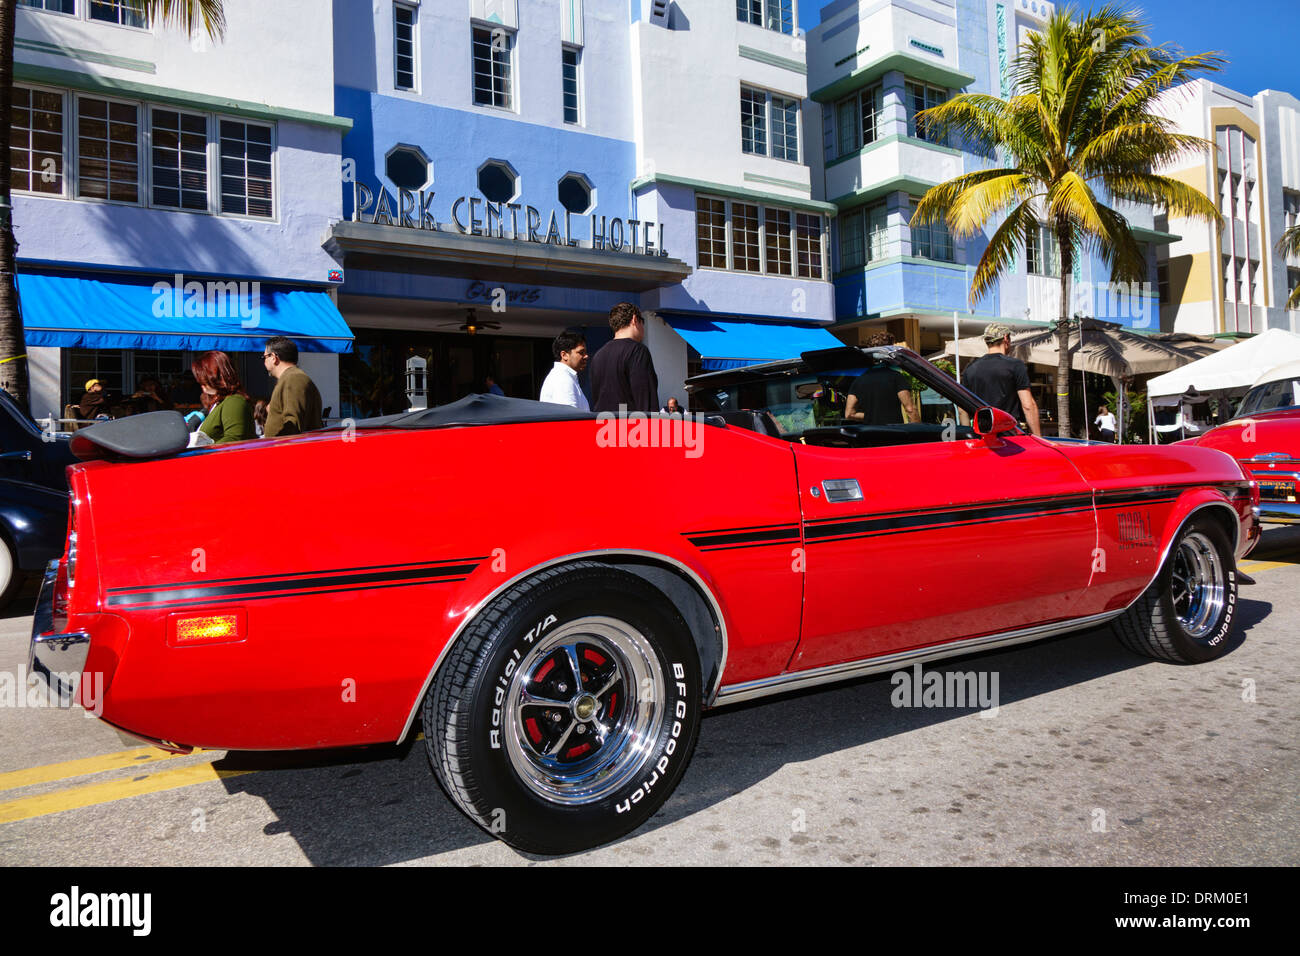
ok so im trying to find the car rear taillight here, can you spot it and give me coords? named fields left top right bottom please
left=52, top=499, right=77, bottom=632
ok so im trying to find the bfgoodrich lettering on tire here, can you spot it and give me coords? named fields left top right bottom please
left=423, top=562, right=701, bottom=854
left=1112, top=516, right=1238, bottom=664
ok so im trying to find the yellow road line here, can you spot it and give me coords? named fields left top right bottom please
left=0, top=759, right=251, bottom=825
left=1239, top=558, right=1295, bottom=574
left=0, top=745, right=197, bottom=793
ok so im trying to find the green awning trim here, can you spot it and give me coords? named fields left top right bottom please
left=811, top=50, right=976, bottom=103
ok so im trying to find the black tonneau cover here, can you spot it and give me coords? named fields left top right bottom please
left=353, top=393, right=598, bottom=430
left=70, top=411, right=191, bottom=462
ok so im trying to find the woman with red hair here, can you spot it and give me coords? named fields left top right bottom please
left=192, top=351, right=254, bottom=444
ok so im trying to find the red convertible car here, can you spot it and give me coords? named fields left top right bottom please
left=30, top=345, right=1260, bottom=854
left=1184, top=360, right=1300, bottom=524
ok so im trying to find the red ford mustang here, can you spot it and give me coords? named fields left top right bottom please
left=30, top=345, right=1261, bottom=854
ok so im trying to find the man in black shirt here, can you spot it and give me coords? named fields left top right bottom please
left=845, top=365, right=917, bottom=424
left=960, top=322, right=1042, bottom=436
left=589, top=302, right=659, bottom=413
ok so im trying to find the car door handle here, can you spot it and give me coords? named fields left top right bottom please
left=821, top=479, right=863, bottom=502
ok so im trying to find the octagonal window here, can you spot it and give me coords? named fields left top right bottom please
left=385, top=145, right=430, bottom=191
left=478, top=160, right=518, bottom=203
left=558, top=174, right=593, bottom=215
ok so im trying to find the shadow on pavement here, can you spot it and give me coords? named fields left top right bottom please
left=213, top=595, right=1271, bottom=864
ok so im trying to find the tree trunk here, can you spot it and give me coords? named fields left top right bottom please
left=0, top=0, right=29, bottom=409
left=1055, top=219, right=1073, bottom=437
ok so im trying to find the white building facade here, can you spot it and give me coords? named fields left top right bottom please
left=1156, top=79, right=1300, bottom=336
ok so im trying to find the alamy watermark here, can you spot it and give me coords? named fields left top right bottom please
left=1027, top=280, right=1158, bottom=328
left=595, top=406, right=705, bottom=459
left=890, top=662, right=1000, bottom=716
left=0, top=666, right=103, bottom=717
left=152, top=273, right=260, bottom=328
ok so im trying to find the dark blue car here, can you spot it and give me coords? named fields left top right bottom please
left=0, top=390, right=75, bottom=608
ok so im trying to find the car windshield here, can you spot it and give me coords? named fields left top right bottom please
left=691, top=359, right=969, bottom=441
left=1235, top=377, right=1300, bottom=417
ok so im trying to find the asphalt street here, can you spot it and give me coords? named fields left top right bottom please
left=2, top=526, right=1297, bottom=866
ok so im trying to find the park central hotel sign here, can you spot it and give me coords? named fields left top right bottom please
left=349, top=180, right=670, bottom=258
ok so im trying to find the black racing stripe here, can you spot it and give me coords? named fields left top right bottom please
left=806, top=503, right=1095, bottom=543
left=804, top=494, right=1096, bottom=540
left=106, top=557, right=488, bottom=594
left=687, top=527, right=801, bottom=548
left=106, top=563, right=478, bottom=608
left=109, top=576, right=472, bottom=610
left=683, top=521, right=801, bottom=537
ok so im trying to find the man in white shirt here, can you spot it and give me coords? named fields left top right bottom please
left=539, top=331, right=591, bottom=410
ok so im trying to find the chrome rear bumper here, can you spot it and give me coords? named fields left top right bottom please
left=28, top=560, right=90, bottom=700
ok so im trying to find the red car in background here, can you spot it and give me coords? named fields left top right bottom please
left=1187, top=360, right=1300, bottom=524
left=30, top=345, right=1260, bottom=854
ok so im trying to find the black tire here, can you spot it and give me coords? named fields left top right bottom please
left=1112, top=515, right=1238, bottom=664
left=423, top=562, right=701, bottom=854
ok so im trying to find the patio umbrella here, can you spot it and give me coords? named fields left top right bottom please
left=944, top=320, right=1228, bottom=440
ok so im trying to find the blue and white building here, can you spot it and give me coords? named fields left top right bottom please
left=327, top=0, right=840, bottom=414
left=10, top=0, right=354, bottom=422
left=807, top=0, right=1170, bottom=352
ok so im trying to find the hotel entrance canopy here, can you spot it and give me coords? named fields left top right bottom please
left=325, top=221, right=692, bottom=292
left=17, top=270, right=354, bottom=353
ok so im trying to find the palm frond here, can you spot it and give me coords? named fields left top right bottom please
left=145, top=0, right=227, bottom=39
left=969, top=200, right=1039, bottom=306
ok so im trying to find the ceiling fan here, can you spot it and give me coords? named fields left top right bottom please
left=437, top=308, right=501, bottom=335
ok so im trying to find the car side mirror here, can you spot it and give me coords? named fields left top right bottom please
left=973, top=406, right=1018, bottom=445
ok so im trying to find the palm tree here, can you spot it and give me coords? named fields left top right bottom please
left=0, top=0, right=226, bottom=407
left=911, top=4, right=1223, bottom=437
left=1279, top=224, right=1300, bottom=310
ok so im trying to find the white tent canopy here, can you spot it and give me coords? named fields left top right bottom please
left=1146, top=327, right=1300, bottom=400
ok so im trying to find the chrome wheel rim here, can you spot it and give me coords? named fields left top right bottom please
left=1170, top=531, right=1226, bottom=639
left=504, top=616, right=664, bottom=805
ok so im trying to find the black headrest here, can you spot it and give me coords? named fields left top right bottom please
left=70, top=411, right=191, bottom=462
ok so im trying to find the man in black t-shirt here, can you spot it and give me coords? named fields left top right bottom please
left=845, top=365, right=917, bottom=424
left=589, top=302, right=660, bottom=413
left=960, top=322, right=1042, bottom=437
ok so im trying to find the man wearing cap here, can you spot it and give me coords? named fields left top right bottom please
left=960, top=323, right=1042, bottom=437
left=77, top=379, right=110, bottom=420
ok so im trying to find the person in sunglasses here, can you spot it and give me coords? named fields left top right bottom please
left=262, top=336, right=323, bottom=437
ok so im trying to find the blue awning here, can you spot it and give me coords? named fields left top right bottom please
left=17, top=271, right=354, bottom=353
left=663, top=315, right=844, bottom=370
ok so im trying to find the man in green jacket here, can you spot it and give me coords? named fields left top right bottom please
left=262, top=336, right=323, bottom=437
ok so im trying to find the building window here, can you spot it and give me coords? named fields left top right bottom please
left=741, top=86, right=799, bottom=162
left=1027, top=223, right=1060, bottom=277
left=1157, top=261, right=1170, bottom=303
left=696, top=197, right=728, bottom=269
left=765, top=207, right=792, bottom=276
left=478, top=160, right=518, bottom=203
left=394, top=3, right=417, bottom=91
left=562, top=46, right=581, bottom=124
left=385, top=144, right=431, bottom=191
left=1288, top=269, right=1300, bottom=306
left=19, top=1, right=76, bottom=13
left=795, top=213, right=823, bottom=279
left=558, top=174, right=592, bottom=214
left=910, top=201, right=953, bottom=262
left=89, top=0, right=147, bottom=27
left=696, top=196, right=823, bottom=277
left=472, top=25, right=514, bottom=109
left=151, top=108, right=208, bottom=211
left=1283, top=190, right=1300, bottom=235
left=219, top=120, right=273, bottom=218
left=10, top=87, right=64, bottom=195
left=77, top=97, right=138, bottom=203
left=740, top=87, right=767, bottom=156
left=733, top=203, right=761, bottom=273
left=837, top=202, right=889, bottom=270
left=906, top=80, right=948, bottom=145
left=832, top=84, right=882, bottom=158
left=736, top=0, right=793, bottom=34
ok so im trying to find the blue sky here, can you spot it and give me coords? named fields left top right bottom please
left=798, top=1, right=1300, bottom=98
